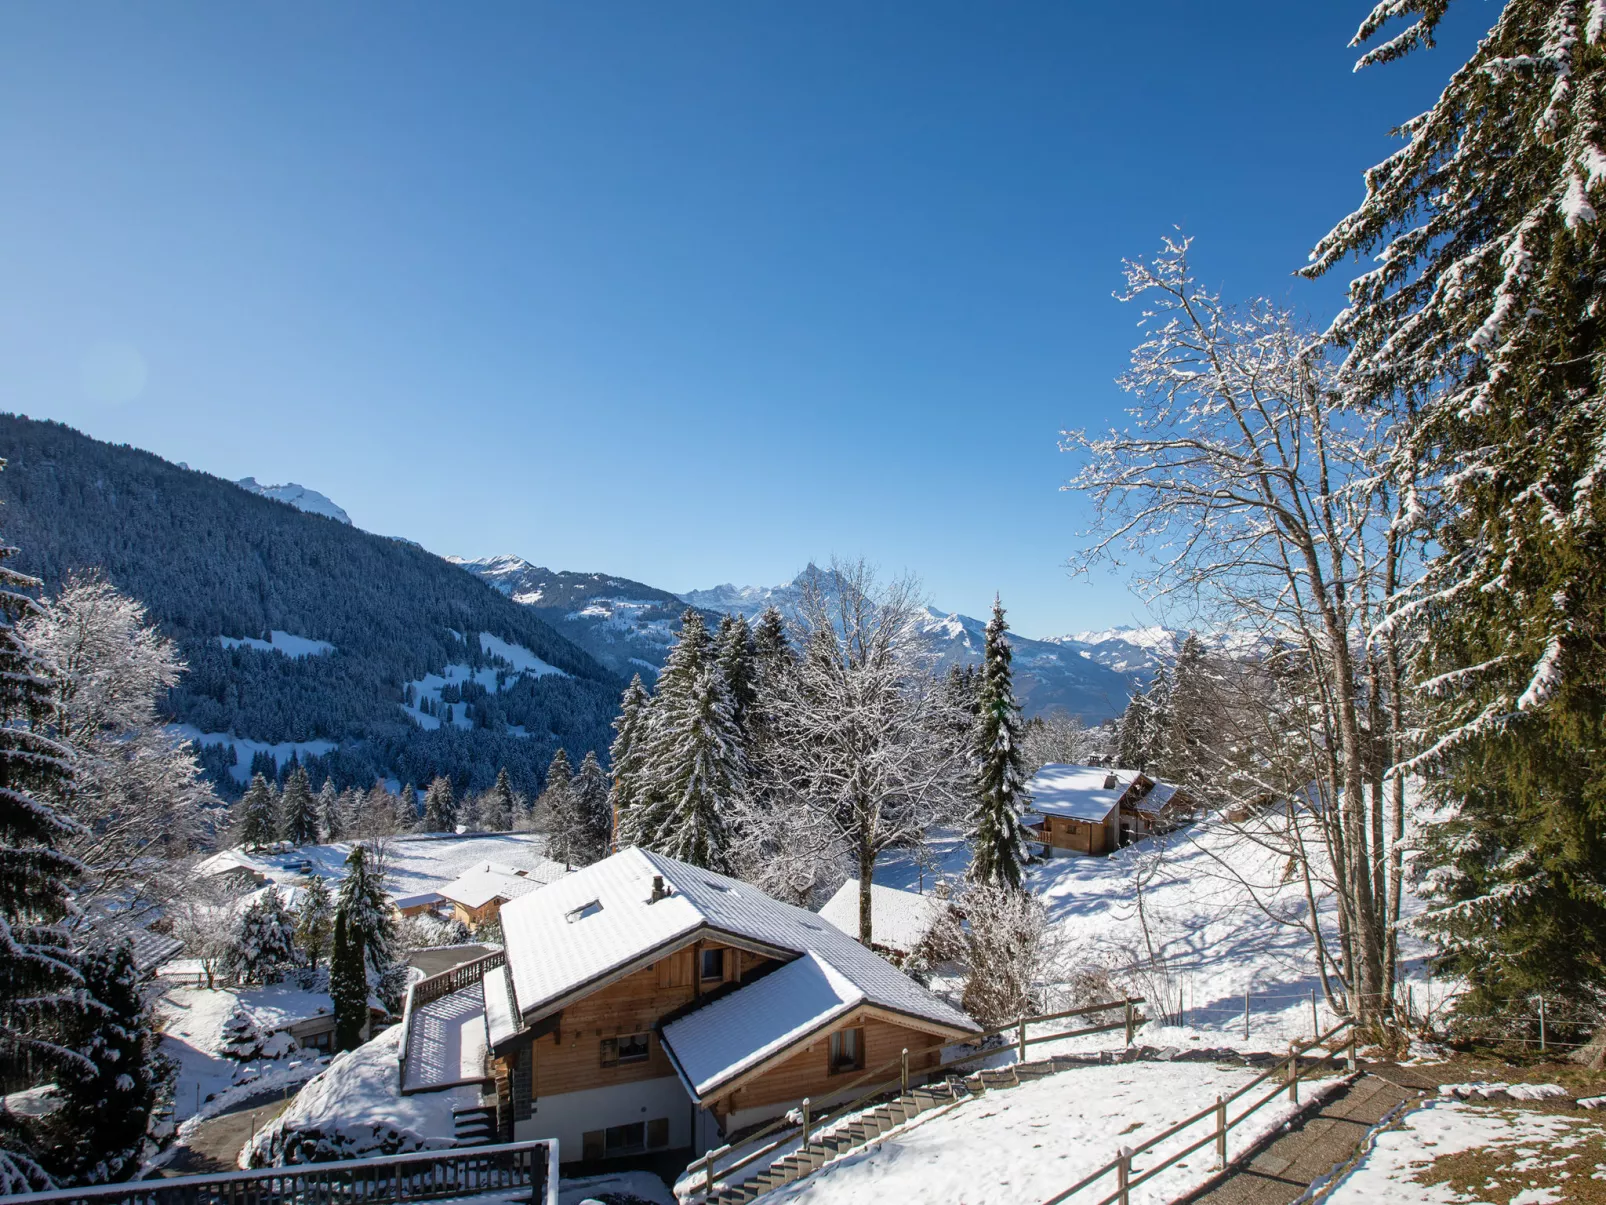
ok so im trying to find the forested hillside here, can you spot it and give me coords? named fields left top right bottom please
left=0, top=416, right=621, bottom=797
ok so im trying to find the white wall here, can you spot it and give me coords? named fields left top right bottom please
left=514, top=1075, right=692, bottom=1163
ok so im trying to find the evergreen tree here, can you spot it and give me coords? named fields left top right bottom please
left=1115, top=689, right=1153, bottom=772
left=618, top=610, right=713, bottom=851
left=419, top=776, right=457, bottom=833
left=715, top=613, right=757, bottom=736
left=335, top=845, right=397, bottom=979
left=607, top=676, right=652, bottom=851
left=223, top=886, right=297, bottom=985
left=633, top=666, right=744, bottom=871
left=966, top=598, right=1031, bottom=891
left=540, top=748, right=577, bottom=861
left=317, top=780, right=343, bottom=841
left=1164, top=634, right=1216, bottom=786
left=752, top=605, right=793, bottom=678
left=486, top=767, right=517, bottom=831
left=234, top=773, right=279, bottom=850
left=328, top=911, right=366, bottom=1052
left=570, top=751, right=612, bottom=866
left=1305, top=0, right=1606, bottom=1009
left=46, top=939, right=165, bottom=1185
left=278, top=765, right=319, bottom=846
left=295, top=875, right=335, bottom=971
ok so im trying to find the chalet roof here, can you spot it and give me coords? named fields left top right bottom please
left=1023, top=763, right=1128, bottom=822
left=1130, top=781, right=1182, bottom=815
left=437, top=860, right=567, bottom=910
left=498, top=847, right=978, bottom=1038
left=817, top=880, right=948, bottom=955
left=660, top=952, right=864, bottom=1100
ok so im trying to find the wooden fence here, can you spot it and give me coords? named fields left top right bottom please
left=688, top=996, right=1145, bottom=1200
left=1039, top=1017, right=1358, bottom=1205
left=397, top=951, right=506, bottom=1091
left=9, top=1139, right=556, bottom=1205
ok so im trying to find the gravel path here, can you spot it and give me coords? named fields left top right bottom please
left=157, top=1087, right=299, bottom=1176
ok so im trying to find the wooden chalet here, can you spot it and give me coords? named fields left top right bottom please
left=1023, top=763, right=1193, bottom=856
left=395, top=848, right=979, bottom=1168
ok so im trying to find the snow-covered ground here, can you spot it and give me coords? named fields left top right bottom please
left=400, top=633, right=566, bottom=731
left=243, top=1024, right=477, bottom=1166
left=218, top=631, right=337, bottom=658
left=173, top=725, right=340, bottom=785
left=761, top=1061, right=1335, bottom=1205
left=1327, top=1096, right=1606, bottom=1204
left=197, top=832, right=555, bottom=906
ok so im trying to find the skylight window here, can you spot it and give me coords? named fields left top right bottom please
left=566, top=900, right=603, bottom=923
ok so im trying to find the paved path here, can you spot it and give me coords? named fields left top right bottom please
left=1179, top=1073, right=1422, bottom=1205
left=158, top=1088, right=298, bottom=1176
left=409, top=944, right=494, bottom=978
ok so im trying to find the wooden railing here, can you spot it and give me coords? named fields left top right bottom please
left=398, top=951, right=507, bottom=1091
left=688, top=996, right=1145, bottom=1201
left=11, top=1139, right=557, bottom=1205
left=1039, top=1017, right=1358, bottom=1205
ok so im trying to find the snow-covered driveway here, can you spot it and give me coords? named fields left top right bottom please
left=766, top=1061, right=1325, bottom=1205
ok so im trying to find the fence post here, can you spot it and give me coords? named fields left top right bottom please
left=901, top=1047, right=910, bottom=1095
left=1124, top=1000, right=1134, bottom=1046
left=1346, top=1028, right=1357, bottom=1072
left=1018, top=1018, right=1027, bottom=1062
left=1287, top=1042, right=1298, bottom=1104
left=1310, top=989, right=1319, bottom=1042
left=701, top=1151, right=717, bottom=1202
left=1215, top=1094, right=1227, bottom=1168
left=1538, top=997, right=1547, bottom=1053
left=801, top=1097, right=811, bottom=1147
left=1117, top=1146, right=1132, bottom=1205
left=1244, top=988, right=1250, bottom=1041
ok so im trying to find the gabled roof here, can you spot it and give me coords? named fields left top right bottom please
left=498, top=847, right=978, bottom=1038
left=817, top=880, right=949, bottom=955
left=1024, top=763, right=1129, bottom=822
left=438, top=860, right=567, bottom=910
left=1129, top=781, right=1183, bottom=815
left=660, top=951, right=864, bottom=1100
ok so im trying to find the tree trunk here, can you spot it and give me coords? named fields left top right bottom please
left=858, top=803, right=876, bottom=947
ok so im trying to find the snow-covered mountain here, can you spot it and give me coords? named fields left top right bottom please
left=1046, top=625, right=1183, bottom=677
left=450, top=554, right=701, bottom=682
left=236, top=478, right=352, bottom=525
left=680, top=568, right=1139, bottom=722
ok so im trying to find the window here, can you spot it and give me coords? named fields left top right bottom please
left=600, top=1032, right=650, bottom=1066
left=604, top=1122, right=645, bottom=1156
left=829, top=1027, right=864, bottom=1074
left=566, top=900, right=603, bottom=923
left=303, top=1029, right=332, bottom=1054
left=647, top=1117, right=669, bottom=1149
left=700, top=948, right=724, bottom=981
left=582, top=1130, right=604, bottom=1161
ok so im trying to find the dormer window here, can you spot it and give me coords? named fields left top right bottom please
left=700, top=948, right=724, bottom=981
left=566, top=900, right=602, bottom=923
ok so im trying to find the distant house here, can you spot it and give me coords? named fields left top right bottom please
left=817, top=880, right=951, bottom=961
left=1022, top=763, right=1193, bottom=856
left=395, top=847, right=979, bottom=1167
left=436, top=860, right=568, bottom=928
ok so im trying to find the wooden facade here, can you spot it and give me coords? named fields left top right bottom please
left=1034, top=811, right=1112, bottom=856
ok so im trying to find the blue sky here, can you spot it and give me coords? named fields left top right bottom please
left=0, top=2, right=1488, bottom=638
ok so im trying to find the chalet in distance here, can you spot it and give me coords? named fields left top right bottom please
left=816, top=879, right=953, bottom=964
left=1022, top=762, right=1193, bottom=857
left=396, top=848, right=979, bottom=1167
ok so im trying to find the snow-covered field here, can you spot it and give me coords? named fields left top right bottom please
left=174, top=725, right=341, bottom=785
left=198, top=831, right=554, bottom=905
left=218, top=631, right=336, bottom=658
left=1327, top=1097, right=1606, bottom=1204
left=763, top=1061, right=1336, bottom=1205
left=400, top=633, right=566, bottom=731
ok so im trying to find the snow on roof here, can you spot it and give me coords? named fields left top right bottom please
left=1132, top=781, right=1182, bottom=815
left=499, top=847, right=978, bottom=1037
left=237, top=983, right=339, bottom=1033
left=196, top=833, right=560, bottom=905
left=817, top=880, right=948, bottom=954
left=661, top=952, right=864, bottom=1099
left=1024, top=763, right=1128, bottom=822
left=437, top=861, right=565, bottom=910
left=393, top=891, right=445, bottom=910
left=484, top=964, right=520, bottom=1048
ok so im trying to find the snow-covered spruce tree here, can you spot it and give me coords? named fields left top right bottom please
left=295, top=875, right=335, bottom=971
left=335, top=845, right=397, bottom=984
left=607, top=676, right=651, bottom=852
left=715, top=613, right=757, bottom=737
left=217, top=1006, right=264, bottom=1061
left=223, top=886, right=298, bottom=985
left=18, top=572, right=211, bottom=918
left=478, top=767, right=516, bottom=832
left=538, top=747, right=576, bottom=859
left=1115, top=682, right=1156, bottom=773
left=760, top=561, right=971, bottom=939
left=966, top=597, right=1032, bottom=892
left=632, top=667, right=744, bottom=872
left=1304, top=0, right=1606, bottom=1016
left=46, top=938, right=166, bottom=1185
left=570, top=752, right=612, bottom=866
left=234, top=774, right=279, bottom=851
left=317, top=780, right=342, bottom=841
left=279, top=765, right=319, bottom=847
left=419, top=776, right=457, bottom=833
left=328, top=911, right=366, bottom=1052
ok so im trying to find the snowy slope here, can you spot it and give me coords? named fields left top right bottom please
left=236, top=478, right=352, bottom=525
left=682, top=569, right=1138, bottom=721
left=451, top=554, right=700, bottom=681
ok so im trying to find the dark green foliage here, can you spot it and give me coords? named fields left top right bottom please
left=46, top=939, right=167, bottom=1185
left=279, top=766, right=319, bottom=846
left=336, top=845, right=396, bottom=977
left=607, top=676, right=651, bottom=845
left=329, top=912, right=365, bottom=1052
left=715, top=614, right=757, bottom=736
left=0, top=416, right=621, bottom=799
left=569, top=752, right=612, bottom=866
left=295, top=875, right=335, bottom=971
left=419, top=776, right=457, bottom=833
left=966, top=598, right=1030, bottom=891
left=233, top=774, right=279, bottom=850
left=224, top=887, right=297, bottom=985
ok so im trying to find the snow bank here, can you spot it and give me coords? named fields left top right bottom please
left=242, top=1026, right=478, bottom=1166
left=761, top=1061, right=1329, bottom=1205
left=1327, top=1097, right=1606, bottom=1203
left=219, top=632, right=336, bottom=658
left=174, top=727, right=340, bottom=785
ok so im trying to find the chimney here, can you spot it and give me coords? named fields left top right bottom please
left=1104, top=773, right=1119, bottom=790
left=649, top=875, right=667, bottom=903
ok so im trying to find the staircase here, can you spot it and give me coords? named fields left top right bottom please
left=708, top=1054, right=1088, bottom=1204
left=452, top=1105, right=499, bottom=1147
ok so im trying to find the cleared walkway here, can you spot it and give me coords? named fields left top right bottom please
left=403, top=983, right=488, bottom=1092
